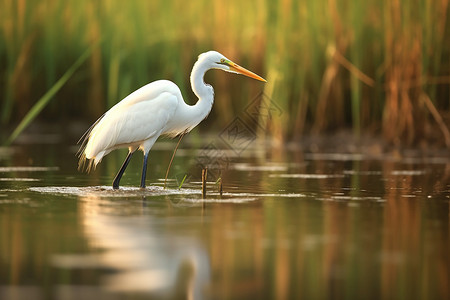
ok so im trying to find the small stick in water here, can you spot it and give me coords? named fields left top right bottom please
left=202, top=168, right=207, bottom=198
left=218, top=177, right=223, bottom=196
left=215, top=174, right=223, bottom=197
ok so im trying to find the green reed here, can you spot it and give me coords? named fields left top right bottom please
left=0, top=0, right=448, bottom=146
left=4, top=44, right=95, bottom=146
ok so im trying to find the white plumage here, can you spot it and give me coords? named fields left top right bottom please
left=78, top=51, right=266, bottom=189
left=81, top=81, right=179, bottom=167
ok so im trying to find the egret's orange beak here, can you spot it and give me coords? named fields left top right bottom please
left=223, top=60, right=266, bottom=82
left=229, top=62, right=266, bottom=82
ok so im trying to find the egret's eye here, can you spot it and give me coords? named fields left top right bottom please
left=220, top=58, right=226, bottom=64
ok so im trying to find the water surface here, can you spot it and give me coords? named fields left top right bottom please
left=0, top=136, right=448, bottom=300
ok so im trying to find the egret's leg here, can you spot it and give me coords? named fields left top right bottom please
left=112, top=151, right=135, bottom=189
left=140, top=152, right=150, bottom=189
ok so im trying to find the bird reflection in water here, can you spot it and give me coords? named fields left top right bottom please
left=73, top=194, right=211, bottom=299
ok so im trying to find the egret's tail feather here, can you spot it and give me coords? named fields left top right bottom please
left=78, top=154, right=97, bottom=173
left=76, top=113, right=106, bottom=171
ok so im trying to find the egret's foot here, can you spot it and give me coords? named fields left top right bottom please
left=112, top=183, right=120, bottom=190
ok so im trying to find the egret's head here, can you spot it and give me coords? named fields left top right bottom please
left=199, top=51, right=266, bottom=82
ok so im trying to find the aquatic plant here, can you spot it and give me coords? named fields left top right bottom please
left=0, top=0, right=448, bottom=146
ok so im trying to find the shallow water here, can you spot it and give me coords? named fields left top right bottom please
left=0, top=137, right=449, bottom=300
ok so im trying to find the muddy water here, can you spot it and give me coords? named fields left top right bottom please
left=0, top=137, right=448, bottom=300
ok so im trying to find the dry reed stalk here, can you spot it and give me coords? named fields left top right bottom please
left=421, top=93, right=450, bottom=148
left=86, top=1, right=104, bottom=118
left=315, top=0, right=345, bottom=133
left=382, top=0, right=426, bottom=145
left=218, top=177, right=223, bottom=196
left=202, top=168, right=207, bottom=198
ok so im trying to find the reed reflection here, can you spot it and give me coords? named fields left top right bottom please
left=214, top=151, right=449, bottom=300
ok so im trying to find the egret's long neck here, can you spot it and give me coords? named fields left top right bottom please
left=189, top=59, right=214, bottom=122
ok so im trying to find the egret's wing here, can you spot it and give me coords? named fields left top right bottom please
left=87, top=92, right=178, bottom=155
left=113, top=80, right=179, bottom=109
left=79, top=82, right=180, bottom=170
left=78, top=81, right=179, bottom=149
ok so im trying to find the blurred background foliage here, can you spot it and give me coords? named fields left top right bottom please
left=0, top=0, right=449, bottom=147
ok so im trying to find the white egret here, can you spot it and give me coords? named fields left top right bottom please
left=78, top=51, right=266, bottom=189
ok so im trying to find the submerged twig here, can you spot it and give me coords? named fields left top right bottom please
left=215, top=170, right=223, bottom=196
left=164, top=132, right=185, bottom=189
left=202, top=168, right=207, bottom=198
left=217, top=177, right=223, bottom=196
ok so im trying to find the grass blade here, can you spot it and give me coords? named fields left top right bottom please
left=4, top=44, right=96, bottom=146
left=178, top=174, right=188, bottom=189
left=164, top=133, right=185, bottom=189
